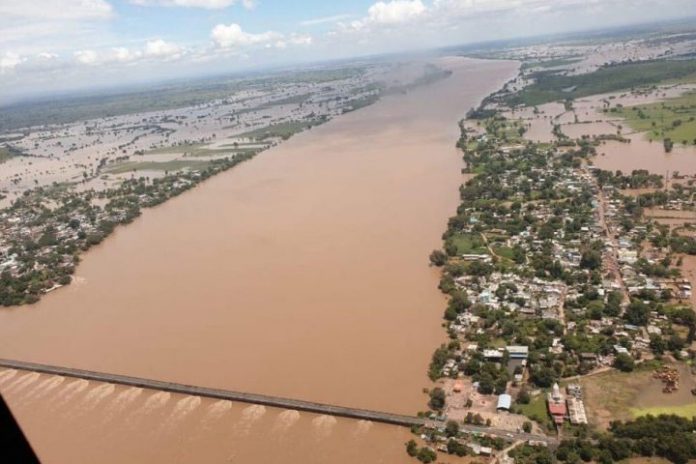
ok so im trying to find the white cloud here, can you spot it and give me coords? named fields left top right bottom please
left=300, top=14, right=353, bottom=27
left=129, top=0, right=254, bottom=9
left=74, top=49, right=99, bottom=65
left=0, top=52, right=25, bottom=73
left=112, top=47, right=142, bottom=62
left=289, top=34, right=312, bottom=46
left=72, top=40, right=183, bottom=66
left=367, top=0, right=426, bottom=24
left=343, top=0, right=427, bottom=32
left=274, top=34, right=312, bottom=50
left=37, top=52, right=59, bottom=60
left=0, top=0, right=113, bottom=20
left=211, top=23, right=282, bottom=48
left=144, top=39, right=182, bottom=59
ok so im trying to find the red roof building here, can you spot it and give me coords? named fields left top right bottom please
left=547, top=382, right=567, bottom=425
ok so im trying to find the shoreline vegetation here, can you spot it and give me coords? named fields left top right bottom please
left=0, top=63, right=455, bottom=307
left=406, top=56, right=696, bottom=463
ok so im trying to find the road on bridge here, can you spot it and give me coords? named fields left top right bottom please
left=0, top=358, right=556, bottom=445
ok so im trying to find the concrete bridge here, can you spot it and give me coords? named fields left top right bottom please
left=0, top=358, right=556, bottom=445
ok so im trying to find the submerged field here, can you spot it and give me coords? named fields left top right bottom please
left=0, top=146, right=12, bottom=164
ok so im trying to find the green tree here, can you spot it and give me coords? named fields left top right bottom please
left=445, top=420, right=459, bottom=437
left=406, top=440, right=418, bottom=457
left=613, top=353, right=635, bottom=372
left=429, top=387, right=446, bottom=410
left=429, top=249, right=447, bottom=266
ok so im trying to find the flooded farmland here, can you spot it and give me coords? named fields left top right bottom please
left=0, top=57, right=518, bottom=463
left=593, top=133, right=696, bottom=176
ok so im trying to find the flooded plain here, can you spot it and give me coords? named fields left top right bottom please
left=0, top=57, right=518, bottom=463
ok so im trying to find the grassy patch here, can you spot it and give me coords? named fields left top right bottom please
left=146, top=143, right=228, bottom=156
left=237, top=119, right=320, bottom=141
left=491, top=244, right=515, bottom=260
left=448, top=233, right=488, bottom=255
left=507, top=59, right=696, bottom=106
left=579, top=361, right=664, bottom=429
left=105, top=159, right=212, bottom=174
left=631, top=402, right=696, bottom=418
left=144, top=142, right=260, bottom=158
left=613, top=91, right=696, bottom=145
left=516, top=393, right=551, bottom=429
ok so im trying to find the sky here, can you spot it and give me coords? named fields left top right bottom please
left=1, top=0, right=695, bottom=102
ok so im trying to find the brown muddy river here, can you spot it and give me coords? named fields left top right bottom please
left=0, top=57, right=518, bottom=463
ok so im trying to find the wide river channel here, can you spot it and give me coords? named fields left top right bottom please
left=0, top=57, right=518, bottom=463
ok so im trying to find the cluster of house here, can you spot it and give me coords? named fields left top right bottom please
left=453, top=272, right=566, bottom=322
left=0, top=205, right=90, bottom=279
left=0, top=170, right=200, bottom=295
left=430, top=129, right=696, bottom=452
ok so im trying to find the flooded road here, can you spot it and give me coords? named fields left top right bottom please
left=0, top=57, right=518, bottom=463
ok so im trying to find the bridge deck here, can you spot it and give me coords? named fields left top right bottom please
left=0, top=358, right=556, bottom=444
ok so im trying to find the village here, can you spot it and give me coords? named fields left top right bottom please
left=408, top=68, right=696, bottom=462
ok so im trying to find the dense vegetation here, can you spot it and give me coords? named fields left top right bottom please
left=506, top=59, right=696, bottom=106
left=556, top=415, right=696, bottom=464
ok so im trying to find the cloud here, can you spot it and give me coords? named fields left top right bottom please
left=300, top=14, right=353, bottom=27
left=366, top=0, right=426, bottom=24
left=0, top=0, right=113, bottom=20
left=289, top=34, right=312, bottom=46
left=37, top=52, right=59, bottom=60
left=274, top=34, right=313, bottom=49
left=144, top=39, right=182, bottom=59
left=72, top=39, right=183, bottom=66
left=128, top=0, right=254, bottom=9
left=211, top=23, right=282, bottom=48
left=343, top=0, right=427, bottom=32
left=74, top=49, right=99, bottom=65
left=0, top=52, right=25, bottom=73
left=112, top=47, right=142, bottom=62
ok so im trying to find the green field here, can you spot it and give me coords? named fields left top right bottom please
left=144, top=142, right=260, bottom=158
left=516, top=393, right=552, bottom=428
left=237, top=119, right=319, bottom=141
left=491, top=243, right=515, bottom=260
left=507, top=59, right=696, bottom=106
left=448, top=233, right=489, bottom=255
left=105, top=159, right=212, bottom=174
left=613, top=91, right=696, bottom=145
left=631, top=402, right=696, bottom=418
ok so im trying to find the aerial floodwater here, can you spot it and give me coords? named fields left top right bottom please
left=0, top=57, right=517, bottom=463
